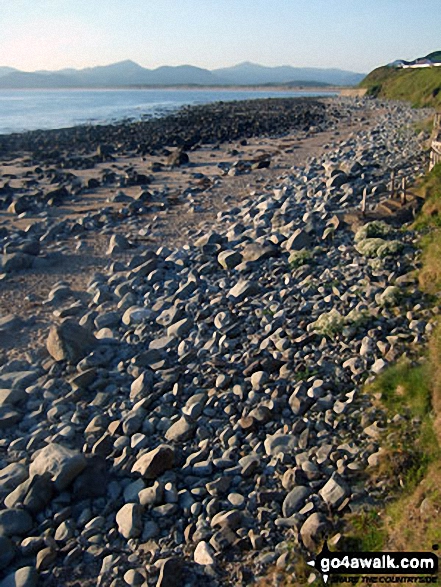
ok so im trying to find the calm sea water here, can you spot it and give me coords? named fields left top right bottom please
left=0, top=88, right=337, bottom=135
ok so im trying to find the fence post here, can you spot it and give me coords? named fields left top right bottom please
left=361, top=187, right=367, bottom=215
left=390, top=171, right=395, bottom=198
left=400, top=177, right=407, bottom=205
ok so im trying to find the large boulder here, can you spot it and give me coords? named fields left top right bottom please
left=29, top=443, right=87, bottom=491
left=46, top=320, right=98, bottom=363
left=131, top=445, right=175, bottom=479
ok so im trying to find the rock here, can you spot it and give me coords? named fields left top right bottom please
left=241, top=243, right=278, bottom=262
left=36, top=546, right=57, bottom=571
left=0, top=406, right=22, bottom=429
left=130, top=371, right=154, bottom=400
left=167, top=149, right=189, bottom=167
left=377, top=286, right=400, bottom=307
left=29, top=443, right=87, bottom=491
left=131, top=445, right=175, bottom=479
left=319, top=473, right=350, bottom=510
left=167, top=318, right=193, bottom=338
left=284, top=229, right=311, bottom=252
left=227, top=280, right=260, bottom=302
left=0, top=315, right=24, bottom=333
left=0, top=536, right=14, bottom=570
left=122, top=306, right=154, bottom=326
left=0, top=387, right=28, bottom=407
left=165, top=416, right=196, bottom=442
left=218, top=250, right=242, bottom=270
left=5, top=474, right=53, bottom=514
left=300, top=512, right=330, bottom=552
left=371, top=358, right=388, bottom=374
left=264, top=433, right=297, bottom=456
left=250, top=371, right=268, bottom=390
left=194, top=541, right=216, bottom=566
left=72, top=455, right=108, bottom=499
left=0, top=508, right=33, bottom=536
left=107, top=234, right=131, bottom=255
left=1, top=253, right=34, bottom=273
left=282, top=486, right=312, bottom=517
left=46, top=320, right=98, bottom=363
left=0, top=371, right=38, bottom=390
left=116, top=503, right=143, bottom=539
left=0, top=463, right=28, bottom=498
left=156, top=557, right=183, bottom=587
left=0, top=566, right=38, bottom=587
left=326, top=171, right=348, bottom=188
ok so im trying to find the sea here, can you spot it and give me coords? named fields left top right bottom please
left=0, top=88, right=337, bottom=135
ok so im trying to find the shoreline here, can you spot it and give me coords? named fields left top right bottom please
left=0, top=90, right=340, bottom=139
left=0, top=84, right=341, bottom=92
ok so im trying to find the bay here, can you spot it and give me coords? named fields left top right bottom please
left=0, top=87, right=337, bottom=135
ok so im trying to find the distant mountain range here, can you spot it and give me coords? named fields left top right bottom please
left=0, top=60, right=364, bottom=89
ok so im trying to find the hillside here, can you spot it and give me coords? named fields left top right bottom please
left=360, top=65, right=441, bottom=107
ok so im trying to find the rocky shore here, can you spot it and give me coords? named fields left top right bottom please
left=0, top=97, right=434, bottom=586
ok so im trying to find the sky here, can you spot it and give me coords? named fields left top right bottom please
left=0, top=0, right=440, bottom=74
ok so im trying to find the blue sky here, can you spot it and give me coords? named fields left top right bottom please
left=1, top=0, right=440, bottom=73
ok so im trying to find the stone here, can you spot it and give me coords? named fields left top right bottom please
left=0, top=315, right=23, bottom=333
left=218, top=250, right=242, bottom=270
left=36, top=547, right=57, bottom=571
left=0, top=536, right=14, bottom=570
left=0, top=463, right=28, bottom=497
left=0, top=388, right=28, bottom=406
left=6, top=474, right=53, bottom=514
left=264, top=433, right=297, bottom=456
left=131, top=445, right=175, bottom=479
left=116, top=503, right=143, bottom=539
left=167, top=149, right=189, bottom=167
left=211, top=510, right=242, bottom=530
left=29, top=443, right=87, bottom=491
left=46, top=320, right=98, bottom=363
left=107, top=234, right=131, bottom=255
left=326, top=171, right=348, bottom=188
left=241, top=243, right=278, bottom=262
left=319, top=473, right=350, bottom=510
left=284, top=229, right=311, bottom=252
left=300, top=512, right=330, bottom=552
left=227, top=280, right=260, bottom=302
left=0, top=566, right=38, bottom=587
left=1, top=400, right=24, bottom=426
left=156, top=557, right=183, bottom=587
left=1, top=253, right=34, bottom=273
left=122, top=306, right=154, bottom=326
left=250, top=371, right=268, bottom=390
left=194, top=541, right=216, bottom=566
left=130, top=371, right=154, bottom=400
left=0, top=508, right=33, bottom=536
left=166, top=318, right=193, bottom=338
left=282, top=486, right=312, bottom=517
left=165, top=416, right=196, bottom=442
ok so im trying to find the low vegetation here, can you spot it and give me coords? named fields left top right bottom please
left=338, top=163, right=441, bottom=580
left=360, top=66, right=441, bottom=108
left=260, top=163, right=441, bottom=586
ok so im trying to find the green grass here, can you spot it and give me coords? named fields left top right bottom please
left=360, top=66, right=441, bottom=108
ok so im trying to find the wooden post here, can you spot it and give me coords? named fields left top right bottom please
left=390, top=170, right=395, bottom=198
left=400, top=177, right=407, bottom=205
left=361, top=187, right=367, bottom=215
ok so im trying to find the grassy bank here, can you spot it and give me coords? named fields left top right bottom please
left=259, top=162, right=441, bottom=586
left=360, top=66, right=441, bottom=108
left=340, top=162, right=441, bottom=579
